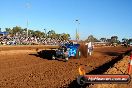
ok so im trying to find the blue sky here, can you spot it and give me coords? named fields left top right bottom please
left=0, top=0, right=132, bottom=40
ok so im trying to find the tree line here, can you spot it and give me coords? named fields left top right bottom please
left=2, top=26, right=132, bottom=43
left=85, top=35, right=132, bottom=44
left=4, top=26, right=71, bottom=40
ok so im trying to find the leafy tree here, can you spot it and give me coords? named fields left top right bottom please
left=34, top=30, right=43, bottom=37
left=100, top=38, right=106, bottom=42
left=106, top=39, right=111, bottom=42
left=23, top=28, right=27, bottom=32
left=47, top=30, right=56, bottom=38
left=5, top=28, right=12, bottom=34
left=85, top=35, right=99, bottom=42
left=4, top=26, right=71, bottom=40
left=56, top=34, right=61, bottom=39
left=111, top=36, right=118, bottom=43
left=122, top=38, right=128, bottom=43
left=128, top=39, right=132, bottom=44
left=12, top=26, right=22, bottom=35
left=61, top=33, right=70, bottom=40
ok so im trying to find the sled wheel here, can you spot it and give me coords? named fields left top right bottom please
left=76, top=50, right=81, bottom=59
left=75, top=49, right=81, bottom=59
left=65, top=57, right=68, bottom=62
left=64, top=54, right=68, bottom=62
left=52, top=55, right=56, bottom=60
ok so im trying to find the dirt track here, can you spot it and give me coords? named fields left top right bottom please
left=0, top=46, right=132, bottom=88
left=90, top=55, right=132, bottom=88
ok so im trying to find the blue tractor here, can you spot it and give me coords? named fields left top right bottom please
left=52, top=43, right=81, bottom=61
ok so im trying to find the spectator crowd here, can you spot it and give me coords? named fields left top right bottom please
left=0, top=26, right=71, bottom=45
left=0, top=35, right=69, bottom=45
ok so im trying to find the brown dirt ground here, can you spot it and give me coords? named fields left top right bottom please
left=0, top=46, right=132, bottom=88
left=89, top=55, right=132, bottom=88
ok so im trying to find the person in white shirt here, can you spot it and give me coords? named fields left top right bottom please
left=85, top=42, right=93, bottom=56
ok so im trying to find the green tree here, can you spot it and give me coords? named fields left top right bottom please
left=106, top=39, right=111, bottom=42
left=61, top=33, right=70, bottom=40
left=5, top=28, right=12, bottom=34
left=128, top=39, right=132, bottom=44
left=4, top=26, right=71, bottom=40
left=12, top=26, right=22, bottom=35
left=85, top=35, right=99, bottom=42
left=47, top=30, right=56, bottom=38
left=34, top=30, right=44, bottom=37
left=111, top=36, right=118, bottom=43
left=122, top=38, right=128, bottom=43
left=100, top=38, right=106, bottom=42
left=56, top=34, right=61, bottom=39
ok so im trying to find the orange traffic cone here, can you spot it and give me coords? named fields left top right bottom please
left=128, top=53, right=132, bottom=74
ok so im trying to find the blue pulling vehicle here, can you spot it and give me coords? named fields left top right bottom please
left=52, top=43, right=81, bottom=61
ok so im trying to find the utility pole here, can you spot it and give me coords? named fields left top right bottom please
left=44, top=29, right=46, bottom=38
left=27, top=20, right=28, bottom=38
left=75, top=19, right=80, bottom=42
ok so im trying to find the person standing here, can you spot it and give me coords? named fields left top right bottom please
left=85, top=42, right=93, bottom=56
left=88, top=42, right=92, bottom=55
